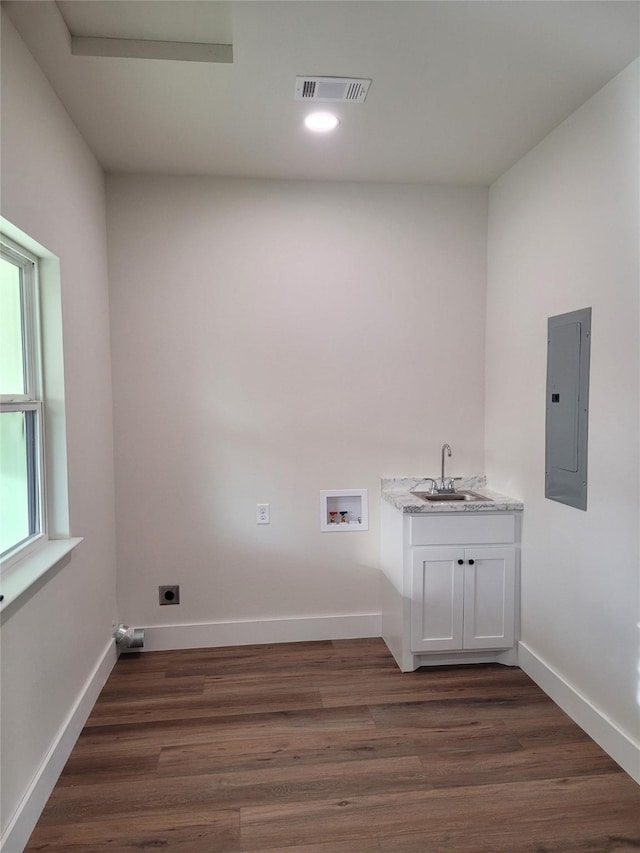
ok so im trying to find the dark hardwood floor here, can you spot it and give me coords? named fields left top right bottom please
left=26, top=638, right=640, bottom=852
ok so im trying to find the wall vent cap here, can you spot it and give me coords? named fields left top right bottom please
left=295, top=76, right=371, bottom=103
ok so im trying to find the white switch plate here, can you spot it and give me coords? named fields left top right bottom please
left=256, top=503, right=270, bottom=524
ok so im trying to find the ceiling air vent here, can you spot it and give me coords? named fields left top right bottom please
left=294, top=76, right=371, bottom=103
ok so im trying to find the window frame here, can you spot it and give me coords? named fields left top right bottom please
left=1, top=236, right=48, bottom=569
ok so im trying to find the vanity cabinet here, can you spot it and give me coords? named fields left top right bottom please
left=380, top=500, right=521, bottom=671
left=410, top=545, right=515, bottom=652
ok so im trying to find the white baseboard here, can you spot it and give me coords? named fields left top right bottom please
left=137, top=613, right=382, bottom=652
left=1, top=640, right=118, bottom=853
left=518, top=641, right=640, bottom=784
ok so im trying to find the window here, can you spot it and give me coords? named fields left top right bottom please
left=0, top=221, right=79, bottom=607
left=0, top=237, right=46, bottom=562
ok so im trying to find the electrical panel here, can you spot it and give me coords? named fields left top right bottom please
left=545, top=307, right=591, bottom=510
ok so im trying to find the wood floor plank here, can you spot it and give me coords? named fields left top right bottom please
left=157, top=729, right=416, bottom=776
left=369, top=692, right=563, bottom=728
left=54, top=743, right=161, bottom=787
left=405, top=718, right=521, bottom=754
left=26, top=808, right=239, bottom=852
left=242, top=842, right=382, bottom=853
left=377, top=822, right=640, bottom=852
left=35, top=756, right=431, bottom=826
left=239, top=774, right=640, bottom=850
left=25, top=639, right=640, bottom=853
left=96, top=671, right=206, bottom=698
left=162, top=648, right=396, bottom=680
left=417, top=737, right=623, bottom=787
left=319, top=675, right=543, bottom=708
left=82, top=703, right=376, bottom=743
left=503, top=709, right=596, bottom=745
left=85, top=688, right=325, bottom=727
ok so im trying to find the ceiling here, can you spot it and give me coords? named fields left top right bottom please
left=3, top=1, right=639, bottom=185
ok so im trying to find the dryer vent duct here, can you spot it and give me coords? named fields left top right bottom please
left=114, top=623, right=145, bottom=649
left=294, top=76, right=371, bottom=103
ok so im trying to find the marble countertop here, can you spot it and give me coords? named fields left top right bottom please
left=381, top=476, right=523, bottom=513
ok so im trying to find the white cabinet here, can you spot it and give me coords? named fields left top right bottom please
left=380, top=502, right=521, bottom=671
left=410, top=546, right=515, bottom=653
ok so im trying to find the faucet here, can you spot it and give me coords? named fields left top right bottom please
left=420, top=477, right=439, bottom=493
left=439, top=443, right=454, bottom=492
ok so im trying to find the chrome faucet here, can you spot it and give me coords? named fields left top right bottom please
left=420, top=477, right=439, bottom=493
left=439, top=443, right=453, bottom=492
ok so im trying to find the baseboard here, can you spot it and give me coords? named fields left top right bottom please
left=1, top=640, right=118, bottom=853
left=136, top=613, right=382, bottom=652
left=518, top=641, right=640, bottom=784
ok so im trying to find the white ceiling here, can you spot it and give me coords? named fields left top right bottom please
left=3, top=1, right=639, bottom=185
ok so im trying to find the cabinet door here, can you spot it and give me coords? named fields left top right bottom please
left=462, top=547, right=515, bottom=650
left=411, top=548, right=464, bottom=652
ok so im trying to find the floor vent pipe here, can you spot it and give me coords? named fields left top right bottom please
left=114, top=623, right=145, bottom=649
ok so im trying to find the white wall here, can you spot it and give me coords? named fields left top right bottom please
left=486, top=61, right=639, bottom=768
left=0, top=13, right=118, bottom=844
left=107, top=176, right=487, bottom=639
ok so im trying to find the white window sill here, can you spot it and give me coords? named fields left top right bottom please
left=0, top=538, right=83, bottom=615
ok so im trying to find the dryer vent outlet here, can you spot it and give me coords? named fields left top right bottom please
left=114, top=624, right=145, bottom=649
left=159, top=585, right=180, bottom=605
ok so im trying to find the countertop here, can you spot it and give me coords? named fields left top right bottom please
left=381, top=476, right=524, bottom=513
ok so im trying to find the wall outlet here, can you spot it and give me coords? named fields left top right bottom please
left=159, top=585, right=180, bottom=605
left=256, top=503, right=270, bottom=524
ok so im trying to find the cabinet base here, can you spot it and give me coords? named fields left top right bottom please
left=389, top=644, right=519, bottom=672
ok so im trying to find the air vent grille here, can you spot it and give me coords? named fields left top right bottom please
left=345, top=81, right=366, bottom=101
left=295, top=76, right=371, bottom=104
left=302, top=80, right=316, bottom=99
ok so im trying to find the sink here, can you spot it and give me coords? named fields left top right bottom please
left=411, top=490, right=492, bottom=503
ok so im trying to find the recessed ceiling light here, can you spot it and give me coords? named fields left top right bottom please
left=304, top=112, right=339, bottom=133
